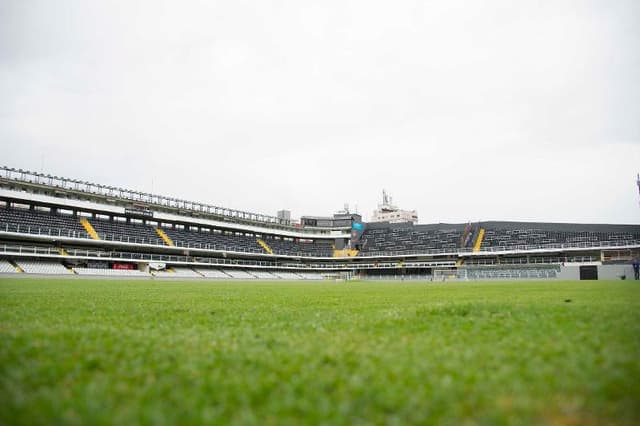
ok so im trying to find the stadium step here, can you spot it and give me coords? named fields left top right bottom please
left=155, top=228, right=175, bottom=246
left=79, top=217, right=101, bottom=240
left=333, top=249, right=359, bottom=257
left=257, top=239, right=273, bottom=254
left=473, top=228, right=485, bottom=252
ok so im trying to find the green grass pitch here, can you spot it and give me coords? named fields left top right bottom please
left=1, top=278, right=639, bottom=425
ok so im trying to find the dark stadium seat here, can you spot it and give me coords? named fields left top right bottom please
left=358, top=223, right=465, bottom=255
left=0, top=208, right=86, bottom=237
left=89, top=218, right=163, bottom=245
left=480, top=222, right=640, bottom=250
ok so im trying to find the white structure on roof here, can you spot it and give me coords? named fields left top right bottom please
left=370, top=190, right=418, bottom=224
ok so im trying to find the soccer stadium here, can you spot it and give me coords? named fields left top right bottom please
left=1, top=165, right=640, bottom=425
left=3, top=1, right=640, bottom=425
left=0, top=166, right=639, bottom=281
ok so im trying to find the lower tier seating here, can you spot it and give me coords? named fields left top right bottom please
left=16, top=260, right=73, bottom=274
left=458, top=266, right=561, bottom=280
left=196, top=268, right=232, bottom=278
left=0, top=259, right=18, bottom=273
left=74, top=268, right=150, bottom=277
left=273, top=271, right=303, bottom=280
left=153, top=267, right=202, bottom=278
left=250, top=270, right=280, bottom=279
left=223, top=269, right=255, bottom=279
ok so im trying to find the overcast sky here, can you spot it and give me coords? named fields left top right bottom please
left=1, top=0, right=639, bottom=224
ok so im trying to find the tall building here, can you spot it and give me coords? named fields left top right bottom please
left=277, top=209, right=291, bottom=224
left=370, top=190, right=418, bottom=224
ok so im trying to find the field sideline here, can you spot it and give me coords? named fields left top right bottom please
left=1, top=278, right=639, bottom=425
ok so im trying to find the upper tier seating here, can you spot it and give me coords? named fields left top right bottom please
left=163, top=227, right=333, bottom=256
left=0, top=208, right=86, bottom=236
left=358, top=224, right=463, bottom=254
left=262, top=237, right=334, bottom=257
left=90, top=218, right=163, bottom=244
left=0, top=207, right=333, bottom=256
left=480, top=222, right=640, bottom=250
left=358, top=222, right=640, bottom=255
left=163, top=227, right=263, bottom=253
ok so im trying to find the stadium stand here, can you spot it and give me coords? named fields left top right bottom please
left=163, top=227, right=263, bottom=253
left=262, top=237, right=334, bottom=257
left=16, top=260, right=73, bottom=274
left=250, top=270, right=280, bottom=279
left=74, top=267, right=150, bottom=277
left=195, top=268, right=232, bottom=279
left=357, top=221, right=640, bottom=255
left=0, top=207, right=86, bottom=237
left=457, top=266, right=561, bottom=280
left=480, top=222, right=640, bottom=250
left=154, top=267, right=202, bottom=278
left=273, top=271, right=303, bottom=280
left=0, top=259, right=18, bottom=273
left=0, top=207, right=333, bottom=256
left=296, top=272, right=325, bottom=280
left=223, top=269, right=256, bottom=279
left=89, top=217, right=164, bottom=245
left=2, top=166, right=640, bottom=281
left=358, top=223, right=465, bottom=254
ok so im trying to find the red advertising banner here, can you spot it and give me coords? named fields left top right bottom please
left=112, top=263, right=135, bottom=270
